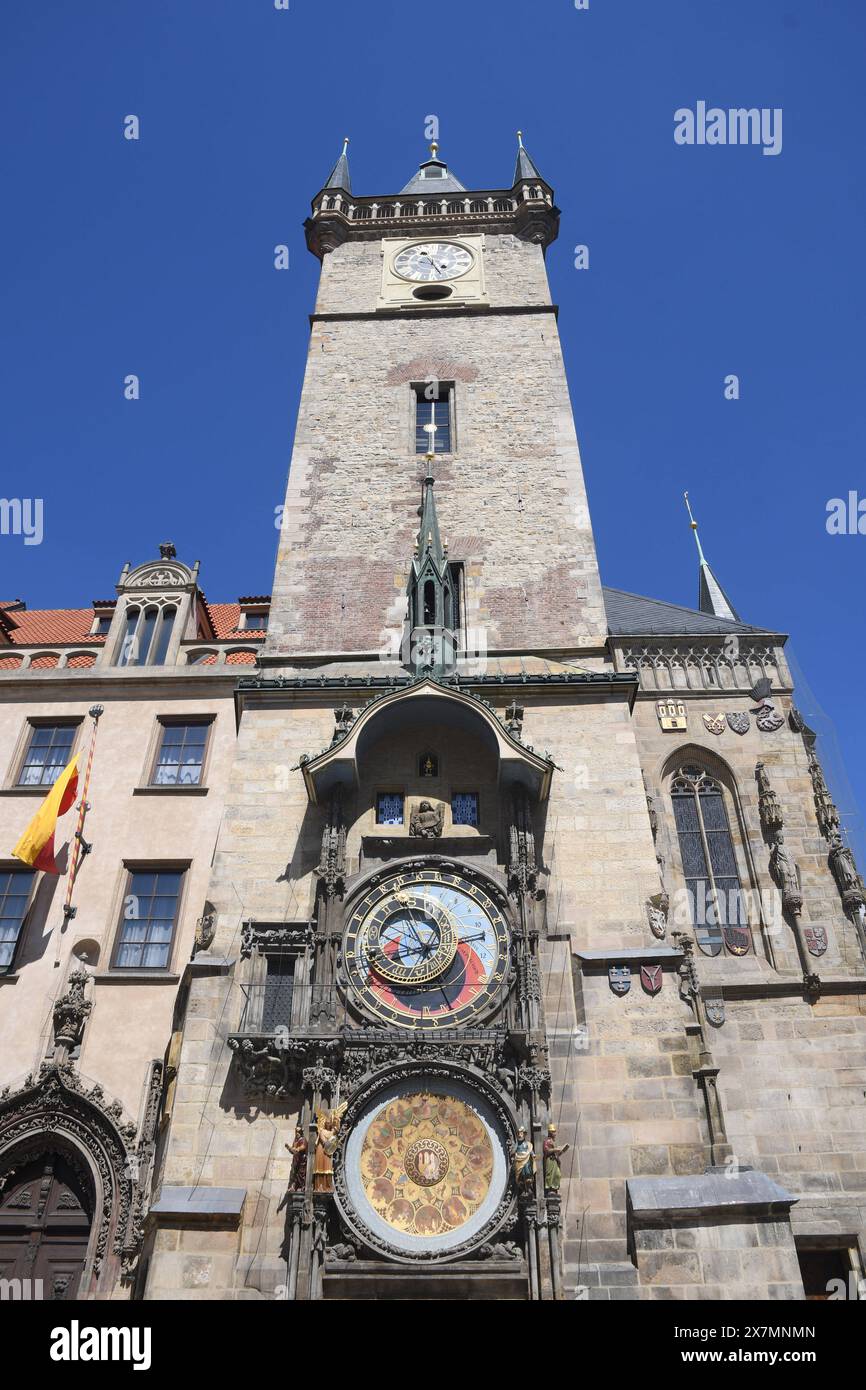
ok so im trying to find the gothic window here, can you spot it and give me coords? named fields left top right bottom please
left=0, top=867, right=35, bottom=971
left=670, top=765, right=750, bottom=956
left=414, top=385, right=452, bottom=454
left=151, top=719, right=212, bottom=786
left=451, top=793, right=479, bottom=827
left=376, top=793, right=404, bottom=826
left=261, top=953, right=295, bottom=1032
left=115, top=602, right=176, bottom=667
left=113, top=867, right=185, bottom=969
left=17, top=722, right=78, bottom=786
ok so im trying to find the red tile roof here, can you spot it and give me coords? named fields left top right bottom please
left=1, top=601, right=269, bottom=646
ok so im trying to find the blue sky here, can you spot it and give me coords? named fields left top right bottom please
left=1, top=0, right=864, bottom=845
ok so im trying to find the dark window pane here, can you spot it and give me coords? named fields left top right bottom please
left=377, top=793, right=403, bottom=826
left=262, top=956, right=295, bottom=1031
left=0, top=869, right=35, bottom=970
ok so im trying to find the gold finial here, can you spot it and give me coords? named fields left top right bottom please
left=683, top=491, right=707, bottom=565
left=517, top=130, right=524, bottom=148
left=430, top=140, right=439, bottom=158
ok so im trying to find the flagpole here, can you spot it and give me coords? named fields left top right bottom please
left=61, top=703, right=104, bottom=927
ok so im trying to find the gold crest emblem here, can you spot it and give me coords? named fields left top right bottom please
left=657, top=699, right=687, bottom=731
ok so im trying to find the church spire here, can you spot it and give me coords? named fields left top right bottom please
left=323, top=137, right=351, bottom=193
left=684, top=491, right=741, bottom=622
left=513, top=129, right=545, bottom=185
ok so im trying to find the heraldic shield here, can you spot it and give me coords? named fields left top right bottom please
left=609, top=965, right=631, bottom=995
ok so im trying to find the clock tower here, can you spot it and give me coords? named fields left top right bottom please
left=145, top=137, right=814, bottom=1303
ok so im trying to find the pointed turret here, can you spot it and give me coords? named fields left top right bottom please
left=323, top=137, right=351, bottom=193
left=400, top=141, right=466, bottom=196
left=684, top=492, right=741, bottom=622
left=513, top=130, right=545, bottom=186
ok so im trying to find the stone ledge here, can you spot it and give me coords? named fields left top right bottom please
left=149, top=1186, right=246, bottom=1226
left=628, top=1168, right=797, bottom=1224
left=576, top=947, right=684, bottom=970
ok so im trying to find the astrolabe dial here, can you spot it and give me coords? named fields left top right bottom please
left=393, top=241, right=473, bottom=282
left=364, top=891, right=458, bottom=986
left=343, top=869, right=510, bottom=1028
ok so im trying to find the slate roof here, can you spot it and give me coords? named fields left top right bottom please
left=400, top=158, right=467, bottom=196
left=603, top=587, right=774, bottom=637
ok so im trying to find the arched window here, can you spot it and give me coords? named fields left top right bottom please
left=115, top=601, right=177, bottom=667
left=670, top=764, right=751, bottom=956
left=423, top=580, right=436, bottom=626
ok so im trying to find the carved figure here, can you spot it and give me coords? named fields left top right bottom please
left=409, top=800, right=444, bottom=838
left=769, top=831, right=802, bottom=912
left=513, top=1127, right=535, bottom=1192
left=286, top=1126, right=308, bottom=1193
left=313, top=1102, right=347, bottom=1194
left=543, top=1123, right=569, bottom=1192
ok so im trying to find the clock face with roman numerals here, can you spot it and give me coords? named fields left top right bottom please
left=342, top=869, right=510, bottom=1028
left=393, top=242, right=474, bottom=282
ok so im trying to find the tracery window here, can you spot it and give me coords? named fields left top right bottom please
left=670, top=764, right=751, bottom=956
left=115, top=601, right=177, bottom=667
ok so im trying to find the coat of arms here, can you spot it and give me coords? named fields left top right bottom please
left=703, top=712, right=725, bottom=736
left=726, top=712, right=750, bottom=735
left=608, top=965, right=631, bottom=996
left=704, top=996, right=725, bottom=1026
left=722, top=926, right=751, bottom=956
left=657, top=699, right=687, bottom=731
left=640, top=963, right=663, bottom=995
left=754, top=702, right=784, bottom=732
left=804, top=927, right=828, bottom=958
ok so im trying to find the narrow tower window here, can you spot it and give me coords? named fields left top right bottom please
left=414, top=386, right=452, bottom=454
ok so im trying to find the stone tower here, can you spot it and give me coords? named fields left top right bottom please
left=141, top=139, right=866, bottom=1302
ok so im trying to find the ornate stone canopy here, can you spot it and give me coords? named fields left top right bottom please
left=299, top=678, right=554, bottom=805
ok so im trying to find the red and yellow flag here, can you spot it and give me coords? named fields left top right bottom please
left=11, top=754, right=80, bottom=873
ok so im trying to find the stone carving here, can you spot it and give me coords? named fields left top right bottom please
left=0, top=1066, right=137, bottom=1282
left=409, top=799, right=444, bottom=838
left=193, top=906, right=216, bottom=957
left=769, top=831, right=803, bottom=916
left=52, top=969, right=92, bottom=1053
left=239, top=921, right=313, bottom=961
left=803, top=972, right=822, bottom=1002
left=504, top=701, right=524, bottom=740
left=807, top=748, right=840, bottom=839
left=828, top=833, right=866, bottom=913
left=331, top=704, right=355, bottom=743
left=754, top=702, right=784, bottom=732
left=702, top=713, right=725, bottom=736
left=325, top=1242, right=357, bottom=1263
left=646, top=890, right=669, bottom=940
left=478, top=1240, right=522, bottom=1261
left=302, top=1065, right=337, bottom=1096
left=755, top=762, right=783, bottom=831
left=726, top=712, right=750, bottom=735
left=317, top=787, right=347, bottom=899
left=515, top=1064, right=551, bottom=1100
left=507, top=789, right=537, bottom=896
left=704, top=995, right=725, bottom=1027
left=228, top=1035, right=341, bottom=1100
left=158, top=541, right=176, bottom=560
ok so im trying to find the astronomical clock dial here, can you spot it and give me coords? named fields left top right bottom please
left=393, top=242, right=474, bottom=282
left=343, top=869, right=510, bottom=1028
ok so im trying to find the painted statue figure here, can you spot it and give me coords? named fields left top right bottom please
left=513, top=1126, right=535, bottom=1192
left=286, top=1126, right=308, bottom=1193
left=313, top=1102, right=347, bottom=1194
left=543, top=1123, right=569, bottom=1193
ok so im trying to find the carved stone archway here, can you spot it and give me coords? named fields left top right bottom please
left=0, top=1065, right=140, bottom=1293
